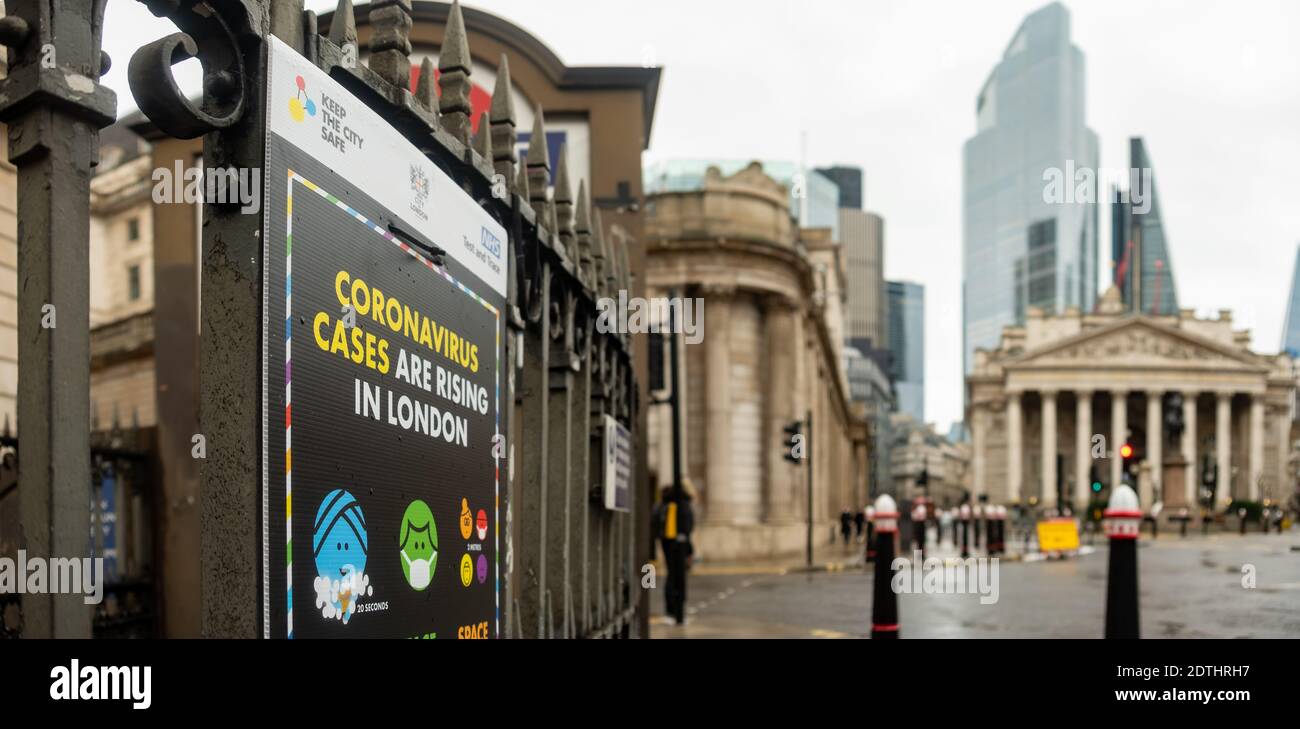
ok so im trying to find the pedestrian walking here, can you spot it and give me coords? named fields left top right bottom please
left=864, top=505, right=876, bottom=562
left=840, top=509, right=853, bottom=545
left=854, top=508, right=865, bottom=542
left=959, top=502, right=971, bottom=558
left=654, top=481, right=696, bottom=625
left=911, top=502, right=927, bottom=558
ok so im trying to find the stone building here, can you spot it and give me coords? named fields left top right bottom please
left=889, top=413, right=971, bottom=507
left=644, top=163, right=869, bottom=560
left=968, top=287, right=1298, bottom=513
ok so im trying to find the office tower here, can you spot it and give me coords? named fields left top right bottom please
left=887, top=280, right=925, bottom=422
left=1282, top=245, right=1300, bottom=355
left=1111, top=138, right=1178, bottom=314
left=962, top=2, right=1099, bottom=374
left=816, top=165, right=864, bottom=210
left=841, top=209, right=888, bottom=356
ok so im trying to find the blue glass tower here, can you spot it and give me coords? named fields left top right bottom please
left=962, top=2, right=1099, bottom=374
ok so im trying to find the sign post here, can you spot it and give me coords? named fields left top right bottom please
left=260, top=37, right=508, bottom=638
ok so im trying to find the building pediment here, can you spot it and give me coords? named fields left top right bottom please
left=1005, top=316, right=1267, bottom=373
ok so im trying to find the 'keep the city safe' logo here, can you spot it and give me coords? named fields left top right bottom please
left=288, top=74, right=317, bottom=122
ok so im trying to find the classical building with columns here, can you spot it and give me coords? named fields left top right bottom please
left=969, top=287, right=1297, bottom=514
left=644, top=163, right=869, bottom=560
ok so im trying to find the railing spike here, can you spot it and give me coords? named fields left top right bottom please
left=367, top=0, right=414, bottom=91
left=554, top=142, right=575, bottom=256
left=473, top=111, right=493, bottom=162
left=438, top=0, right=474, bottom=144
left=489, top=54, right=517, bottom=186
left=526, top=106, right=550, bottom=224
left=594, top=208, right=613, bottom=298
left=490, top=53, right=515, bottom=125
left=575, top=180, right=594, bottom=286
left=516, top=151, right=531, bottom=201
left=415, top=56, right=437, bottom=112
left=328, top=0, right=358, bottom=50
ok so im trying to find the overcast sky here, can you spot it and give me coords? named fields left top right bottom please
left=103, top=0, right=1300, bottom=433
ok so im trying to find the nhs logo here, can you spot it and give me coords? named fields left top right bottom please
left=478, top=226, right=502, bottom=258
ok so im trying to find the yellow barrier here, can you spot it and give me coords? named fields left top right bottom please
left=1037, top=518, right=1081, bottom=552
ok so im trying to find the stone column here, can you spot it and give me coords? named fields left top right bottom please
left=1249, top=394, right=1264, bottom=501
left=1041, top=391, right=1058, bottom=510
left=1145, top=390, right=1163, bottom=507
left=704, top=289, right=733, bottom=524
left=1277, top=405, right=1291, bottom=504
left=1216, top=393, right=1232, bottom=503
left=1075, top=390, right=1092, bottom=511
left=764, top=296, right=797, bottom=522
left=1182, top=391, right=1197, bottom=507
left=1111, top=390, right=1128, bottom=490
left=1008, top=393, right=1023, bottom=503
left=972, top=403, right=987, bottom=500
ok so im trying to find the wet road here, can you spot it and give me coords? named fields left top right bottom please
left=649, top=531, right=1300, bottom=638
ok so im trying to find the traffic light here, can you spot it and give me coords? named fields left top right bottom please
left=1119, top=441, right=1138, bottom=485
left=1089, top=464, right=1103, bottom=493
left=647, top=332, right=665, bottom=391
left=782, top=420, right=803, bottom=463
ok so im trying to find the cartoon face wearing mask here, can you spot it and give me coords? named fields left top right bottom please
left=399, top=500, right=438, bottom=591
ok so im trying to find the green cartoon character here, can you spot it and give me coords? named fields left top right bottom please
left=399, top=500, right=438, bottom=591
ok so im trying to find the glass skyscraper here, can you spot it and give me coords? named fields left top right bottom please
left=887, top=280, right=925, bottom=423
left=962, top=2, right=1099, bottom=374
left=1111, top=137, right=1178, bottom=315
left=1282, top=246, right=1300, bottom=356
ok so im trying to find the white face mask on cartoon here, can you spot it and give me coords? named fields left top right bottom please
left=402, top=549, right=433, bottom=590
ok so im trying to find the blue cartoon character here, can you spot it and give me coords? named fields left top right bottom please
left=312, top=489, right=370, bottom=623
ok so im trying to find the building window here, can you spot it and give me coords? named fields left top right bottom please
left=127, top=217, right=140, bottom=242
left=128, top=265, right=141, bottom=302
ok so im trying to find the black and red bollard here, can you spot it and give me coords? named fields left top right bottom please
left=864, top=505, right=876, bottom=563
left=985, top=506, right=996, bottom=555
left=911, top=502, right=927, bottom=559
left=1104, top=485, right=1141, bottom=639
left=870, top=494, right=900, bottom=639
left=987, top=505, right=1001, bottom=555
left=959, top=503, right=971, bottom=558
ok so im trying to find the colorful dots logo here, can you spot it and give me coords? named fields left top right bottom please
left=288, top=74, right=317, bottom=122
left=459, top=553, right=473, bottom=587
left=399, top=500, right=438, bottom=591
left=459, top=498, right=473, bottom=540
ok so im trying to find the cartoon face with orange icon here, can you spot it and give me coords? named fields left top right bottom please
left=459, top=498, right=473, bottom=540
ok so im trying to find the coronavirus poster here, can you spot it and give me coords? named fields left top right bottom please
left=261, top=37, right=507, bottom=638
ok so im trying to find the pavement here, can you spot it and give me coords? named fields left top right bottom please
left=649, top=528, right=1300, bottom=638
